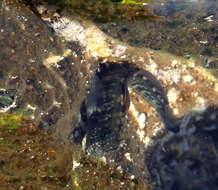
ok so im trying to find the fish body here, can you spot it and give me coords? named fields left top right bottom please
left=72, top=62, right=180, bottom=158
left=73, top=63, right=129, bottom=157
left=128, top=70, right=180, bottom=133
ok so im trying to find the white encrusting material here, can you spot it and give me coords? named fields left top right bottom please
left=73, top=160, right=80, bottom=170
left=41, top=11, right=112, bottom=58
left=167, top=87, right=180, bottom=104
left=138, top=113, right=146, bottom=129
left=183, top=74, right=196, bottom=84
left=0, top=89, right=17, bottom=113
left=193, top=97, right=207, bottom=112
left=43, top=49, right=72, bottom=68
left=53, top=100, right=62, bottom=107
left=124, top=153, right=133, bottom=162
left=26, top=104, right=37, bottom=111
left=158, top=68, right=181, bottom=84
left=129, top=102, right=146, bottom=130
left=114, top=45, right=127, bottom=57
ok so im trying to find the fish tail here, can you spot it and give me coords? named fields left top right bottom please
left=164, top=119, right=181, bottom=133
left=162, top=109, right=181, bottom=133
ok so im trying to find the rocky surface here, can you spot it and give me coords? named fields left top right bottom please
left=28, top=0, right=160, bottom=22
left=98, top=0, right=218, bottom=59
left=0, top=0, right=218, bottom=189
left=0, top=114, right=73, bottom=190
left=34, top=2, right=218, bottom=189
left=0, top=1, right=151, bottom=189
left=0, top=0, right=95, bottom=140
left=148, top=106, right=218, bottom=190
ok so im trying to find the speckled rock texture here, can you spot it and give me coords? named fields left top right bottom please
left=0, top=0, right=95, bottom=140
left=34, top=3, right=218, bottom=189
left=149, top=105, right=218, bottom=190
left=1, top=0, right=218, bottom=189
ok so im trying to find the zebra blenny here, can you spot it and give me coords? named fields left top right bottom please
left=72, top=61, right=180, bottom=158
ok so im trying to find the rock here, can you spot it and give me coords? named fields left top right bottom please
left=167, top=87, right=180, bottom=104
left=1, top=1, right=218, bottom=190
left=0, top=1, right=93, bottom=139
left=182, top=74, right=196, bottom=84
left=149, top=105, right=218, bottom=190
left=33, top=3, right=218, bottom=189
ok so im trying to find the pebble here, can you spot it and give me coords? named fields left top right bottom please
left=171, top=60, right=179, bottom=67
left=124, top=153, right=133, bottom=162
left=187, top=60, right=195, bottom=68
left=183, top=74, right=196, bottom=84
left=167, top=87, right=180, bottom=104
left=138, top=113, right=146, bottom=129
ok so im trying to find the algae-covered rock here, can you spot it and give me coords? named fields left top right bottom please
left=98, top=0, right=218, bottom=60
left=148, top=105, right=218, bottom=190
left=1, top=0, right=218, bottom=189
left=0, top=0, right=91, bottom=137
left=28, top=0, right=160, bottom=22
left=1, top=1, right=153, bottom=189
left=0, top=116, right=73, bottom=190
left=34, top=2, right=218, bottom=189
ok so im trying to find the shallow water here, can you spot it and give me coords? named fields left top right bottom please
left=0, top=0, right=218, bottom=190
left=97, top=0, right=218, bottom=77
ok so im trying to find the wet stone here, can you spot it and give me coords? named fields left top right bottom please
left=0, top=1, right=90, bottom=138
left=1, top=1, right=218, bottom=190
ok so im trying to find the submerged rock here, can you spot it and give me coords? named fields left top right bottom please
left=30, top=2, right=218, bottom=189
left=149, top=105, right=218, bottom=190
left=1, top=1, right=218, bottom=189
left=0, top=0, right=92, bottom=138
left=30, top=0, right=160, bottom=22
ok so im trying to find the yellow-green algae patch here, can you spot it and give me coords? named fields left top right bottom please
left=30, top=0, right=160, bottom=22
left=0, top=112, right=22, bottom=130
left=0, top=109, right=30, bottom=130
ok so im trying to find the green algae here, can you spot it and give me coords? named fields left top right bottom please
left=0, top=89, right=16, bottom=108
left=121, top=0, right=153, bottom=5
left=0, top=108, right=30, bottom=130
left=0, top=97, right=13, bottom=107
left=0, top=113, right=22, bottom=130
left=28, top=0, right=160, bottom=22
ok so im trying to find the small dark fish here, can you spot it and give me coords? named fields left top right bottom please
left=73, top=63, right=129, bottom=157
left=72, top=61, right=180, bottom=158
